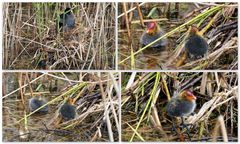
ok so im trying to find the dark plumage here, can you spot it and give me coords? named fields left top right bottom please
left=140, top=22, right=167, bottom=49
left=166, top=90, right=196, bottom=117
left=185, top=26, right=208, bottom=59
left=167, top=90, right=196, bottom=140
left=59, top=103, right=76, bottom=120
left=37, top=60, right=47, bottom=69
left=29, top=97, right=49, bottom=114
left=56, top=7, right=75, bottom=32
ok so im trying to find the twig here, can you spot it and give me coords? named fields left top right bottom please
left=118, top=2, right=145, bottom=18
left=136, top=3, right=145, bottom=27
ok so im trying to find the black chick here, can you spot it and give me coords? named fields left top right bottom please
left=29, top=97, right=49, bottom=114
left=166, top=90, right=197, bottom=140
left=37, top=59, right=47, bottom=69
left=56, top=7, right=75, bottom=32
left=140, top=21, right=167, bottom=49
left=185, top=26, right=209, bottom=59
left=59, top=98, right=76, bottom=121
left=166, top=90, right=196, bottom=118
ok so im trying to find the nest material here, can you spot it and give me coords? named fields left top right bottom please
left=118, top=3, right=238, bottom=70
left=121, top=72, right=238, bottom=142
left=3, top=3, right=115, bottom=70
left=3, top=72, right=119, bottom=142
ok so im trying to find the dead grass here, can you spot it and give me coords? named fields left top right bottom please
left=118, top=2, right=238, bottom=70
left=121, top=72, right=238, bottom=142
left=3, top=3, right=115, bottom=70
left=2, top=72, right=119, bottom=142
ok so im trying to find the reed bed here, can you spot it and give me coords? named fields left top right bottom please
left=121, top=72, right=238, bottom=142
left=3, top=3, right=115, bottom=70
left=3, top=72, right=119, bottom=142
left=118, top=2, right=238, bottom=70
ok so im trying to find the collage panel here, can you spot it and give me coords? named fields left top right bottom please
left=121, top=72, right=238, bottom=142
left=118, top=3, right=238, bottom=70
left=3, top=72, right=120, bottom=142
left=1, top=1, right=239, bottom=143
left=3, top=3, right=116, bottom=70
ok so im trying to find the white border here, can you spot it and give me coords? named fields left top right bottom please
left=0, top=1, right=239, bottom=144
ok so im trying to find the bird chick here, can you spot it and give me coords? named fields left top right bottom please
left=185, top=26, right=208, bottom=60
left=59, top=98, right=76, bottom=121
left=56, top=7, right=75, bottom=32
left=37, top=59, right=47, bottom=70
left=167, top=90, right=197, bottom=140
left=166, top=90, right=196, bottom=140
left=29, top=97, right=49, bottom=114
left=167, top=90, right=196, bottom=118
left=140, top=21, right=167, bottom=49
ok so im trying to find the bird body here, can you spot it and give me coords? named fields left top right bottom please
left=29, top=97, right=49, bottom=114
left=166, top=90, right=196, bottom=117
left=59, top=102, right=76, bottom=121
left=140, top=22, right=167, bottom=49
left=167, top=97, right=196, bottom=117
left=37, top=60, right=47, bottom=69
left=167, top=90, right=196, bottom=140
left=56, top=8, right=75, bottom=32
left=185, top=26, right=208, bottom=59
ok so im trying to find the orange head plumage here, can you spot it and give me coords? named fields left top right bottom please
left=179, top=90, right=197, bottom=102
left=66, top=97, right=75, bottom=105
left=190, top=25, right=201, bottom=36
left=146, top=22, right=159, bottom=35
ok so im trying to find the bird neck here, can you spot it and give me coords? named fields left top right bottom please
left=155, top=25, right=161, bottom=34
left=190, top=32, right=201, bottom=37
left=66, top=98, right=74, bottom=105
left=65, top=8, right=72, bottom=15
left=66, top=12, right=72, bottom=15
left=184, top=98, right=195, bottom=104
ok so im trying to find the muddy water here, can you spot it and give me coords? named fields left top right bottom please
left=136, top=48, right=170, bottom=69
left=119, top=30, right=175, bottom=70
left=2, top=73, right=71, bottom=142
